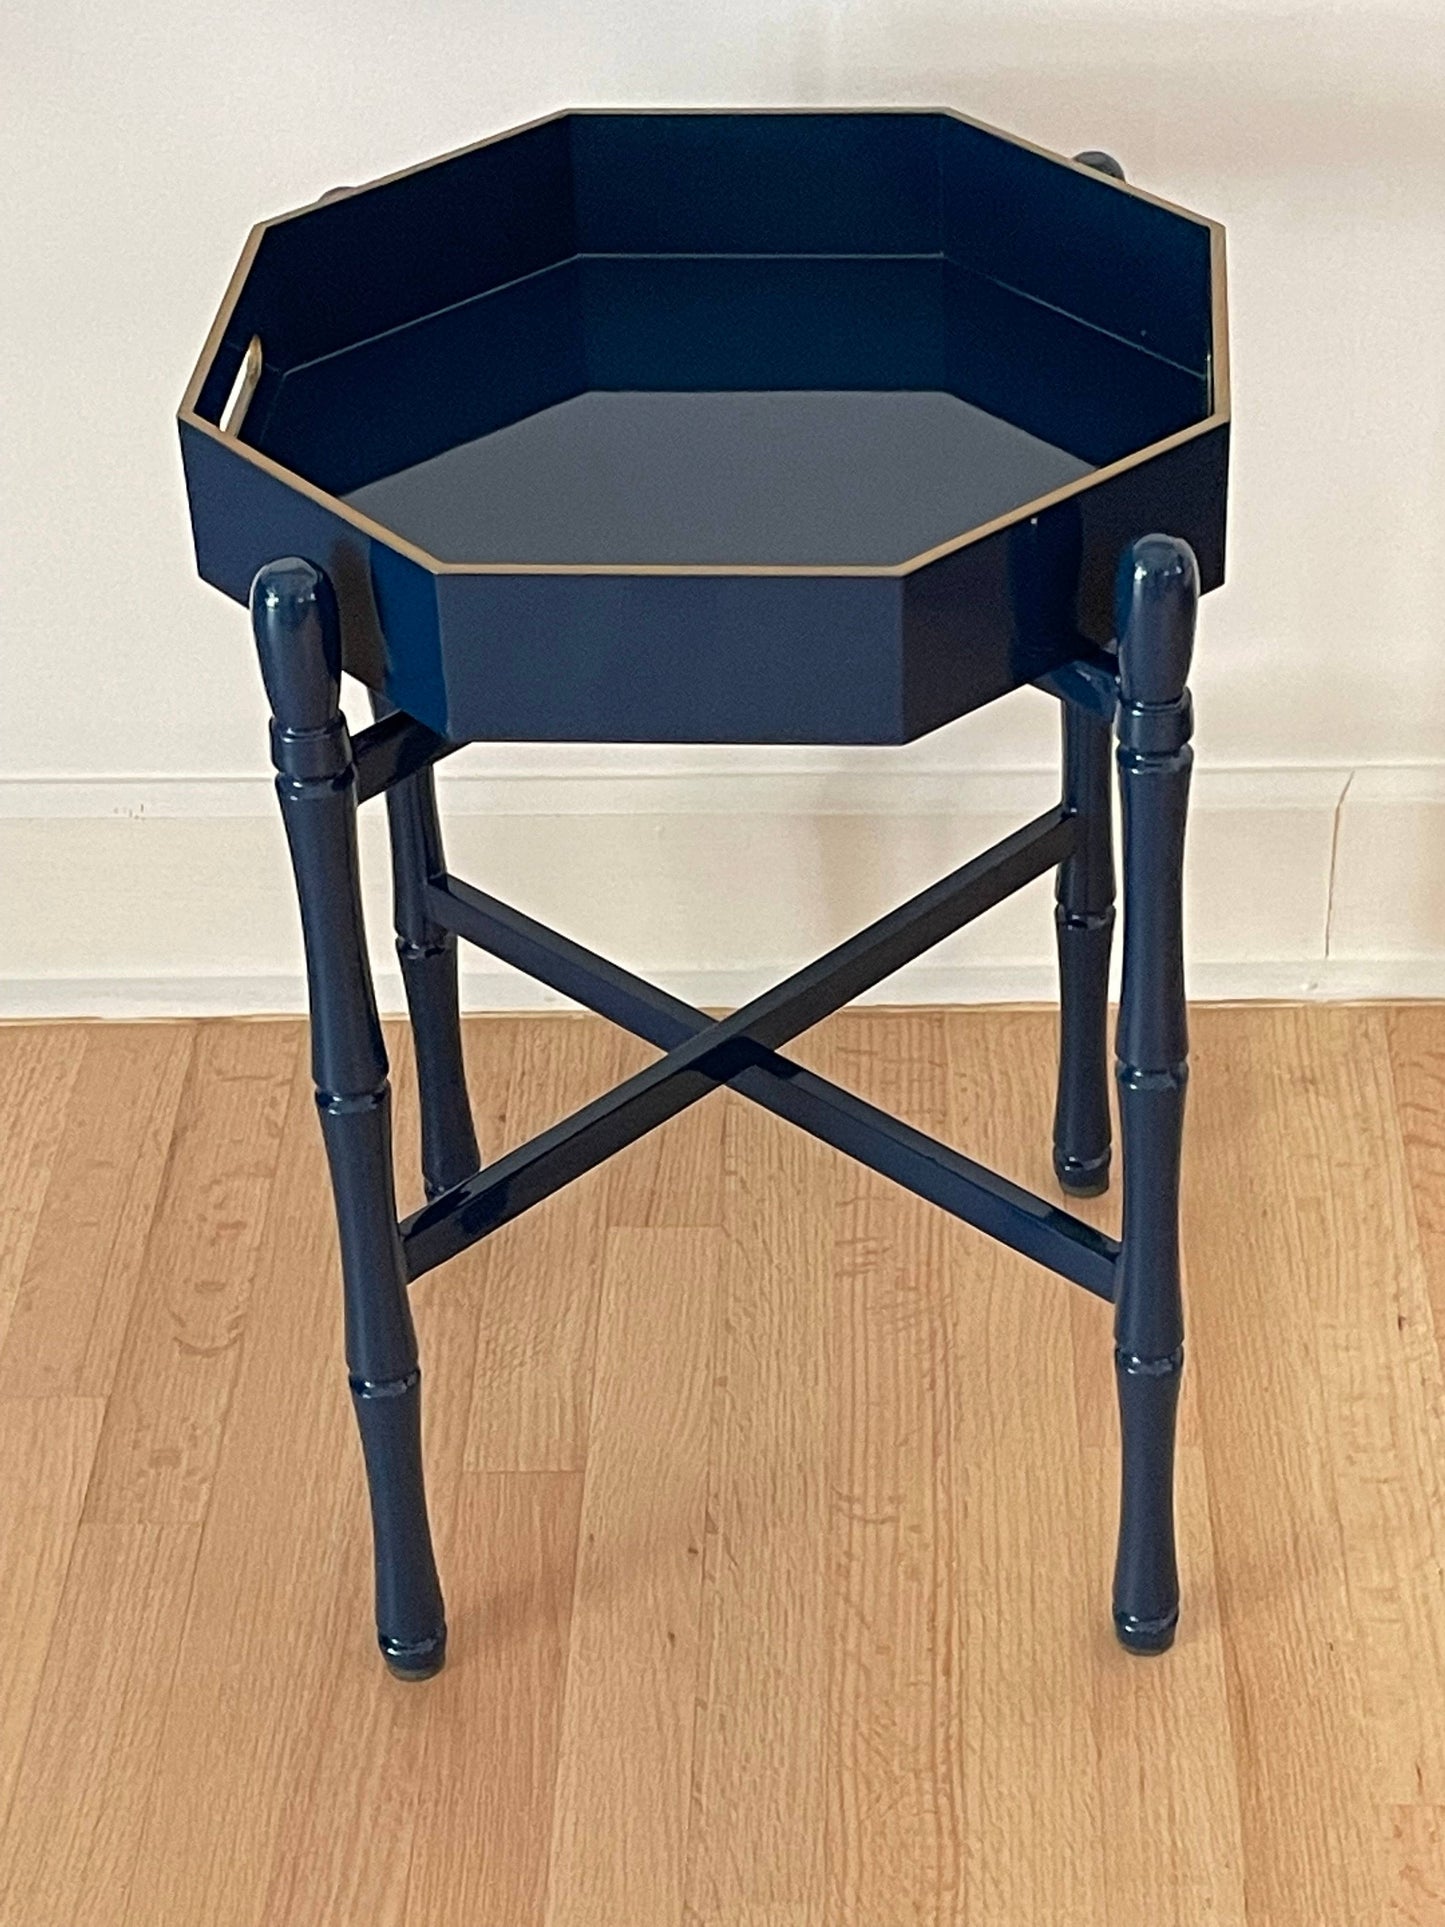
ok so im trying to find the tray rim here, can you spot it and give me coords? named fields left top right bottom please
left=179, top=105, right=1230, bottom=583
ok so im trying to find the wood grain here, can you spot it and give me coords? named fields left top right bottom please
left=0, top=1023, right=193, bottom=1398
left=546, top=1227, right=721, bottom=1927
left=403, top=1472, right=583, bottom=1927
left=0, top=1397, right=105, bottom=1831
left=1385, top=1805, right=1445, bottom=1924
left=1306, top=1011, right=1445, bottom=1807
left=0, top=1006, right=1442, bottom=1925
left=1085, top=1443, right=1246, bottom=1924
left=606, top=1031, right=727, bottom=1229
left=683, top=1096, right=833, bottom=1926
left=0, top=1023, right=90, bottom=1359
left=1186, top=1005, right=1402, bottom=1923
left=1386, top=1001, right=1445, bottom=1370
left=464, top=1017, right=628, bottom=1472
left=0, top=1523, right=201, bottom=1923
left=941, top=1008, right=1240, bottom=1919
left=943, top=1009, right=1110, bottom=1926
left=813, top=1012, right=965, bottom=1923
left=83, top=1020, right=300, bottom=1523
left=116, top=1032, right=359, bottom=1927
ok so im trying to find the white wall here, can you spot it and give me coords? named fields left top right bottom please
left=3, top=1, right=1444, bottom=1012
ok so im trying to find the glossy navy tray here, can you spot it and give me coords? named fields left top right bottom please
left=180, top=109, right=1229, bottom=744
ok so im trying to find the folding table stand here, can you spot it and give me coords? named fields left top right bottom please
left=251, top=533, right=1196, bottom=1678
left=179, top=111, right=1228, bottom=1679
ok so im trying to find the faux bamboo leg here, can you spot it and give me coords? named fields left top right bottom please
left=254, top=560, right=446, bottom=1679
left=372, top=696, right=479, bottom=1199
left=1110, top=533, right=1196, bottom=1655
left=1053, top=697, right=1116, bottom=1197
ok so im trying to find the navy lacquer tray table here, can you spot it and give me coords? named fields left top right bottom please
left=180, top=109, right=1228, bottom=1679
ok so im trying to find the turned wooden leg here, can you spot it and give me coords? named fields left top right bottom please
left=1110, top=533, right=1196, bottom=1656
left=372, top=697, right=479, bottom=1200
left=1053, top=696, right=1116, bottom=1196
left=253, top=559, right=446, bottom=1680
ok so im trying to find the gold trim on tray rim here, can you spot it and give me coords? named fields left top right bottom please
left=219, top=334, right=263, bottom=438
left=179, top=107, right=1230, bottom=582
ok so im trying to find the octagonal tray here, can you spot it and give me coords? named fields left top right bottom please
left=180, top=109, right=1229, bottom=745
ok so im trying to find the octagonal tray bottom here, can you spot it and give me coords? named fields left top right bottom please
left=345, top=389, right=1092, bottom=569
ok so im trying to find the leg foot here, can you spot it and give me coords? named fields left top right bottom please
left=1057, top=1149, right=1111, bottom=1199
left=381, top=1631, right=448, bottom=1681
left=1114, top=1608, right=1178, bottom=1656
left=349, top=1360, right=446, bottom=1673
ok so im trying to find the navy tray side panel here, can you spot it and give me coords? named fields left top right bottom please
left=1073, top=423, right=1229, bottom=645
left=901, top=504, right=1082, bottom=739
left=179, top=422, right=446, bottom=722
left=433, top=569, right=907, bottom=744
left=901, top=422, right=1228, bottom=737
left=939, top=116, right=1214, bottom=375
left=568, top=111, right=940, bottom=257
left=197, top=116, right=577, bottom=415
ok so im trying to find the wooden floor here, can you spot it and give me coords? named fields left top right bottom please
left=1, top=1005, right=1443, bottom=1925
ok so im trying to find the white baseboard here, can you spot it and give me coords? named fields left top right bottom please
left=1, top=759, right=1438, bottom=1019
left=0, top=760, right=1348, bottom=822
left=5, top=960, right=1444, bottom=1024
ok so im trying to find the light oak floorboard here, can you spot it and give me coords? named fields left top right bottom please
left=681, top=1093, right=834, bottom=1927
left=116, top=1036, right=362, bottom=1927
left=606, top=1031, right=727, bottom=1230
left=0, top=1023, right=194, bottom=1399
left=83, top=1020, right=300, bottom=1522
left=813, top=1011, right=967, bottom=1925
left=1302, top=1011, right=1445, bottom=1807
left=546, top=1226, right=722, bottom=1927
left=0, top=1522, right=201, bottom=1923
left=402, top=1471, right=584, bottom=1927
left=942, top=1008, right=1242, bottom=1921
left=464, top=1018, right=629, bottom=1472
left=0, top=1024, right=91, bottom=1358
left=1385, top=1805, right=1445, bottom=1924
left=1386, top=1003, right=1445, bottom=1378
left=0, top=1397, right=105, bottom=1833
left=1188, top=1006, right=1397, bottom=1922
left=0, top=1008, right=1441, bottom=1924
left=941, top=1010, right=1110, bottom=1925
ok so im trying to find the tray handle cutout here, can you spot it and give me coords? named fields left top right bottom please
left=219, top=335, right=263, bottom=439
